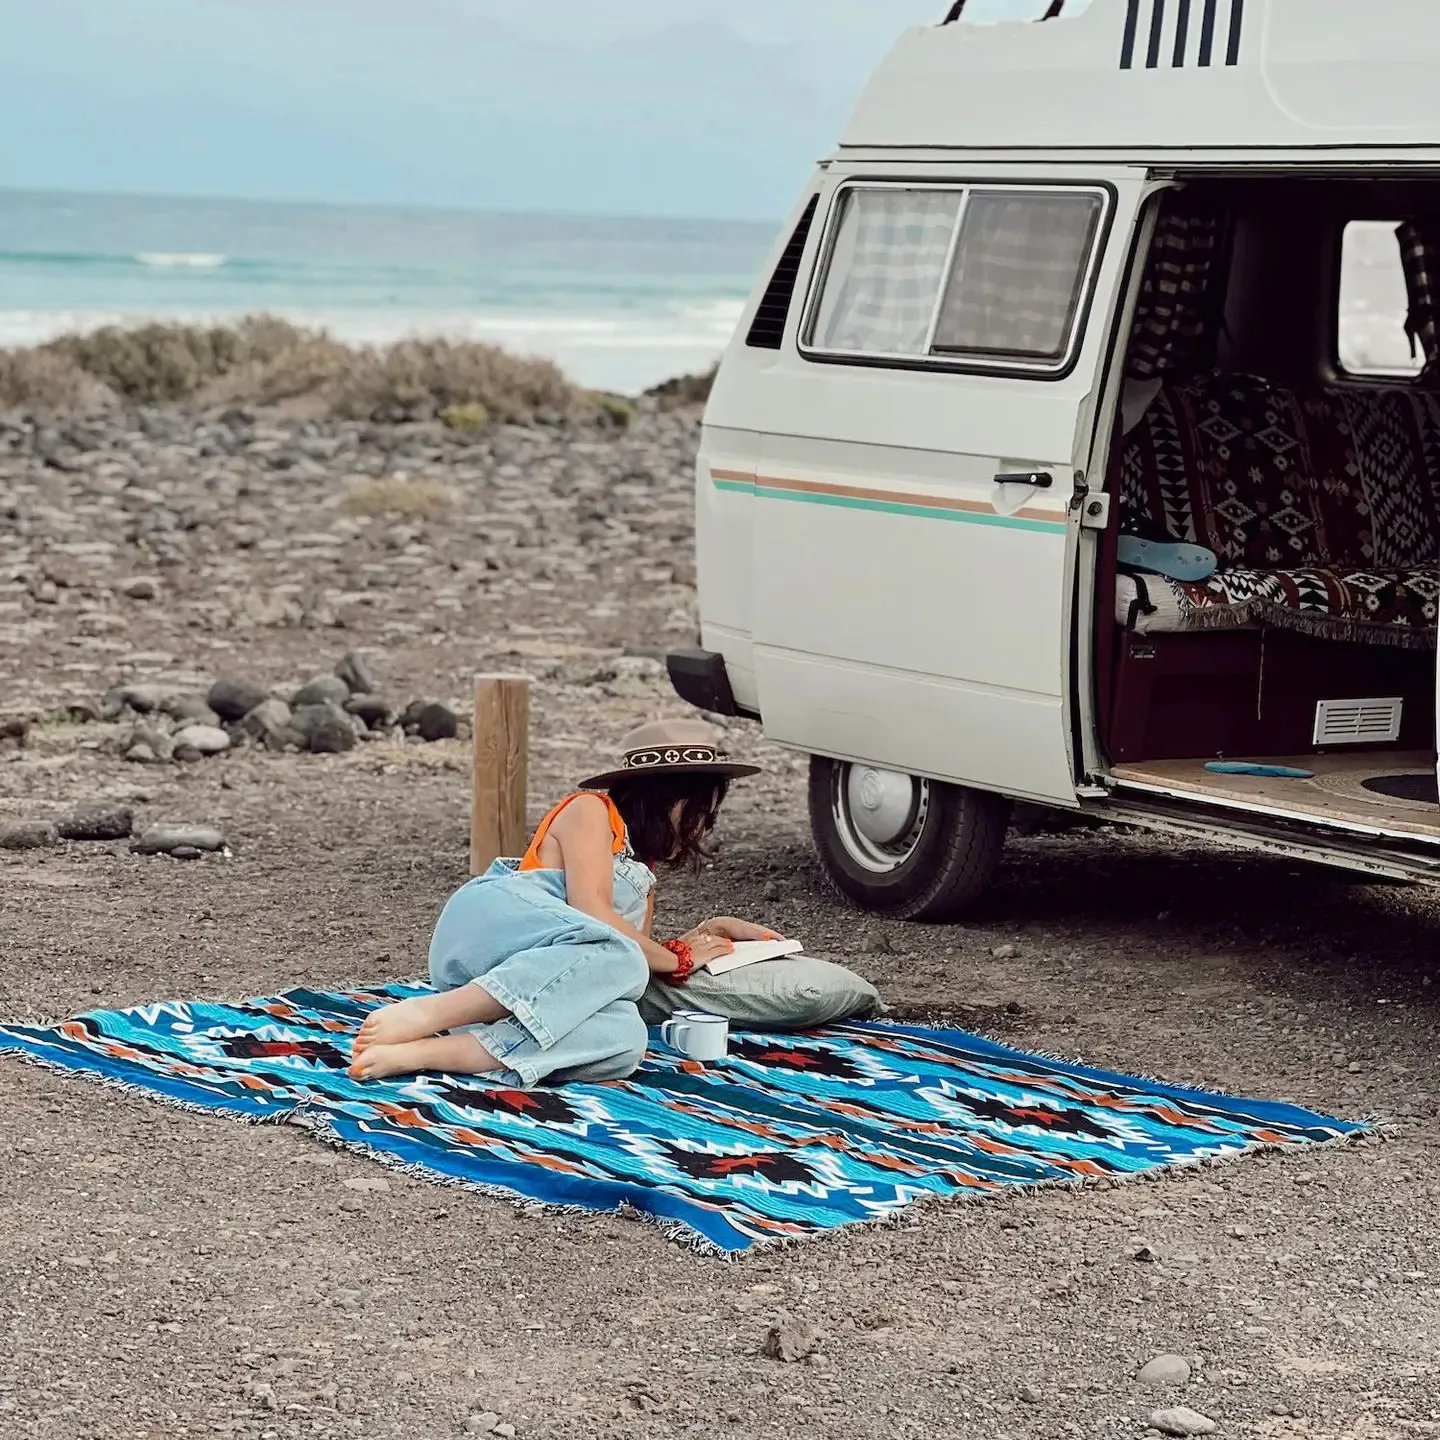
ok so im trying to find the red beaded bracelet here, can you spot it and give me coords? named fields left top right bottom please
left=662, top=939, right=695, bottom=987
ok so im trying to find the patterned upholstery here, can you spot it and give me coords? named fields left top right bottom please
left=1120, top=372, right=1440, bottom=648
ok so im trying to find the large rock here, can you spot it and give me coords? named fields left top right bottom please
left=0, top=820, right=57, bottom=851
left=241, top=697, right=298, bottom=751
left=161, top=693, right=221, bottom=727
left=208, top=676, right=269, bottom=722
left=172, top=725, right=231, bottom=759
left=56, top=802, right=134, bottom=842
left=344, top=694, right=392, bottom=730
left=291, top=701, right=359, bottom=754
left=132, top=824, right=226, bottom=857
left=1149, top=1408, right=1217, bottom=1437
left=401, top=700, right=458, bottom=742
left=291, top=675, right=351, bottom=709
left=334, top=650, right=376, bottom=695
left=1138, top=1355, right=1193, bottom=1388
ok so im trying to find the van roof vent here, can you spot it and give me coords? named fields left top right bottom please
left=1313, top=698, right=1404, bottom=747
left=745, top=195, right=820, bottom=352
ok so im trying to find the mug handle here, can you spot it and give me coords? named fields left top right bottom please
left=662, top=1020, right=692, bottom=1052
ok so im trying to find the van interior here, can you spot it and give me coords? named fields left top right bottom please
left=1097, top=177, right=1440, bottom=842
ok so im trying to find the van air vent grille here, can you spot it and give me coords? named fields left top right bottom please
left=745, top=195, right=820, bottom=351
left=1313, top=698, right=1404, bottom=747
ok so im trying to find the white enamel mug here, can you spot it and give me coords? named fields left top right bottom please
left=661, top=1011, right=729, bottom=1062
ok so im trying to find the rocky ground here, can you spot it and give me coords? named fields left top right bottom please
left=1, top=404, right=1438, bottom=1440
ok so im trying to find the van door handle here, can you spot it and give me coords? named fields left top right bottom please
left=994, top=471, right=1053, bottom=489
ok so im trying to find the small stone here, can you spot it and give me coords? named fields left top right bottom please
left=762, top=1313, right=821, bottom=1363
left=341, top=1176, right=389, bottom=1194
left=1347, top=1061, right=1363, bottom=1074
left=208, top=676, right=270, bottom=723
left=1149, top=1407, right=1217, bottom=1436
left=409, top=701, right=458, bottom=743
left=344, top=694, right=392, bottom=729
left=1019, top=1384, right=1042, bottom=1404
left=169, top=845, right=203, bottom=861
left=128, top=723, right=175, bottom=763
left=334, top=650, right=376, bottom=695
left=991, top=944, right=1018, bottom=960
left=161, top=693, right=221, bottom=726
left=1131, top=1243, right=1157, bottom=1263
left=858, top=934, right=894, bottom=955
left=241, top=697, right=298, bottom=751
left=124, top=742, right=158, bottom=765
left=56, top=802, right=134, bottom=842
left=291, top=701, right=359, bottom=754
left=33, top=578, right=60, bottom=605
left=0, top=820, right=57, bottom=851
left=121, top=576, right=160, bottom=601
left=493, top=1426, right=516, bottom=1439
left=132, top=824, right=226, bottom=857
left=1138, top=1355, right=1193, bottom=1387
left=291, top=675, right=351, bottom=709
left=0, top=716, right=28, bottom=750
left=172, top=724, right=231, bottom=757
left=464, top=1416, right=500, bottom=1436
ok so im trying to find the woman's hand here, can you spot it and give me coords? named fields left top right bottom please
left=687, top=933, right=737, bottom=971
left=691, top=917, right=784, bottom=943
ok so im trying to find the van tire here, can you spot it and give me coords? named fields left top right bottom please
left=807, top=757, right=1010, bottom=921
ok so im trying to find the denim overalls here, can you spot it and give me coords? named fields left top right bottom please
left=427, top=795, right=655, bottom=1087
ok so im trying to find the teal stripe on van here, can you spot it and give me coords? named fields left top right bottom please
left=709, top=469, right=1067, bottom=535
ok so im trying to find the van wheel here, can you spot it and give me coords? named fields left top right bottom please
left=808, top=757, right=1010, bottom=921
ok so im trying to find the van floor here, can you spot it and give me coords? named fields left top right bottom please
left=1110, top=751, right=1440, bottom=842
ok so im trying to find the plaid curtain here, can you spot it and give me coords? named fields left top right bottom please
left=933, top=191, right=1103, bottom=358
left=1397, top=221, right=1440, bottom=375
left=1125, top=193, right=1225, bottom=380
left=811, top=189, right=962, bottom=355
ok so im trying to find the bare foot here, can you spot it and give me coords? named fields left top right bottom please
left=354, top=995, right=448, bottom=1054
left=354, top=985, right=510, bottom=1056
left=348, top=1034, right=503, bottom=1083
left=348, top=1042, right=425, bottom=1081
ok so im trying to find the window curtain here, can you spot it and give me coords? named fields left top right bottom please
left=812, top=189, right=961, bottom=355
left=1125, top=193, right=1226, bottom=380
left=1397, top=220, right=1440, bottom=376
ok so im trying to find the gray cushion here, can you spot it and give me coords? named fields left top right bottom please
left=639, top=954, right=880, bottom=1032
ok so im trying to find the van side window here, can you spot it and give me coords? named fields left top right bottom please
left=802, top=183, right=1109, bottom=376
left=1337, top=221, right=1425, bottom=379
left=933, top=191, right=1104, bottom=361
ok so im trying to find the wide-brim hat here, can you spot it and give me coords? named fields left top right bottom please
left=579, top=718, right=762, bottom=792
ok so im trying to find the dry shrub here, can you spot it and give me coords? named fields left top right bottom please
left=43, top=315, right=315, bottom=404
left=645, top=364, right=716, bottom=410
left=0, top=348, right=118, bottom=412
left=338, top=476, right=456, bottom=518
left=0, top=315, right=593, bottom=424
left=196, top=336, right=353, bottom=408
left=328, top=338, right=579, bottom=424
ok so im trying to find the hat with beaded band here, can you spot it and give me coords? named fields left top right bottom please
left=579, top=718, right=761, bottom=791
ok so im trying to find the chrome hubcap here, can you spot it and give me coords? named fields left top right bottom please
left=834, top=765, right=928, bottom=873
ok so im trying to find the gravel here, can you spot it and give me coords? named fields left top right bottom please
left=0, top=403, right=1437, bottom=1438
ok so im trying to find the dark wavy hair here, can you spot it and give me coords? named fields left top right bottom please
left=608, top=773, right=731, bottom=870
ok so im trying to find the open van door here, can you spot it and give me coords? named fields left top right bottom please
left=743, top=169, right=1147, bottom=811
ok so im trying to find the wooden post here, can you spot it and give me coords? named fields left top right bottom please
left=470, top=673, right=532, bottom=875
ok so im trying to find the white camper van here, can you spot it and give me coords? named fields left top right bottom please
left=667, top=0, right=1440, bottom=917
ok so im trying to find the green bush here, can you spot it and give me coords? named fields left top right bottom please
left=595, top=394, right=636, bottom=429
left=440, top=402, right=490, bottom=432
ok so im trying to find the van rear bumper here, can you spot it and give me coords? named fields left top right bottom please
left=665, top=647, right=756, bottom=719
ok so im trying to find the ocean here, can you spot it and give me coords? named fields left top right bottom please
left=0, top=188, right=777, bottom=395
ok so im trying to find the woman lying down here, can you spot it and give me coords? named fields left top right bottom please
left=351, top=720, right=878, bottom=1088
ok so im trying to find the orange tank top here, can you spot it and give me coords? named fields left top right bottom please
left=518, top=793, right=627, bottom=871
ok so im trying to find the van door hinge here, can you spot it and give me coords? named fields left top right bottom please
left=1078, top=493, right=1111, bottom=531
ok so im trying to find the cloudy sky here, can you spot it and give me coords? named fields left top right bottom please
left=4, top=0, right=1043, bottom=219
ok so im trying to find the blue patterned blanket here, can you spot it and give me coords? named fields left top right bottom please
left=0, top=983, right=1364, bottom=1254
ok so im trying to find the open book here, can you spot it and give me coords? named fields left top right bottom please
left=705, top=937, right=804, bottom=978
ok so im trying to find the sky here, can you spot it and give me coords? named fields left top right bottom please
left=3, top=0, right=1042, bottom=220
